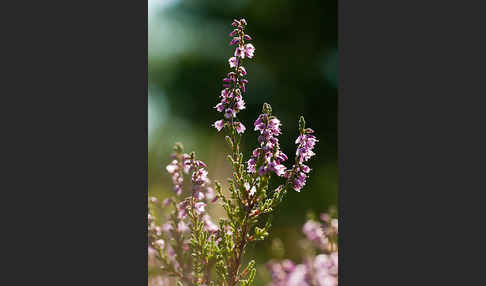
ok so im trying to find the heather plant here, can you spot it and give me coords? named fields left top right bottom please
left=266, top=210, right=338, bottom=286
left=148, top=18, right=319, bottom=286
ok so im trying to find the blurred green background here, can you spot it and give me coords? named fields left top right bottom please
left=148, top=0, right=336, bottom=284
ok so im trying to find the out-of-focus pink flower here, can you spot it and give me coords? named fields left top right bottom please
left=162, top=222, right=173, bottom=233
left=203, top=215, right=219, bottom=233
left=177, top=221, right=189, bottom=233
left=154, top=239, right=165, bottom=250
left=166, top=159, right=183, bottom=195
left=194, top=202, right=206, bottom=214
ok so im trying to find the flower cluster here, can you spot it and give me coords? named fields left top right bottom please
left=148, top=19, right=322, bottom=286
left=183, top=153, right=217, bottom=203
left=148, top=203, right=183, bottom=278
left=166, top=144, right=185, bottom=195
left=247, top=103, right=288, bottom=177
left=165, top=143, right=216, bottom=203
left=296, top=129, right=318, bottom=164
left=266, top=212, right=338, bottom=286
left=303, top=214, right=338, bottom=252
left=285, top=117, right=318, bottom=192
left=267, top=252, right=337, bottom=286
left=148, top=276, right=171, bottom=286
left=213, top=18, right=255, bottom=134
left=148, top=143, right=223, bottom=284
left=168, top=148, right=218, bottom=234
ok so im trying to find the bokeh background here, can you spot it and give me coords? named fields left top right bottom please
left=148, top=0, right=337, bottom=284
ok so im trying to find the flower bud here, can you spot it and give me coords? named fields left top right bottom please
left=299, top=116, right=306, bottom=132
left=263, top=103, right=272, bottom=114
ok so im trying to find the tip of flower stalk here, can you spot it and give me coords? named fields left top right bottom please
left=263, top=103, right=272, bottom=114
left=173, top=142, right=184, bottom=153
left=299, top=116, right=306, bottom=132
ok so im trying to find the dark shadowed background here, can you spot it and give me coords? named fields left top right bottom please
left=148, top=0, right=337, bottom=284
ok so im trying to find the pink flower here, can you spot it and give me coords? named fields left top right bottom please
left=154, top=239, right=165, bottom=249
left=193, top=168, right=209, bottom=185
left=292, top=171, right=307, bottom=192
left=235, top=46, right=244, bottom=58
left=287, top=264, right=308, bottom=285
left=153, top=226, right=162, bottom=236
left=254, top=115, right=266, bottom=132
left=235, top=122, right=246, bottom=134
left=272, top=164, right=287, bottom=177
left=235, top=99, right=246, bottom=111
left=194, top=202, right=206, bottom=214
left=213, top=120, right=224, bottom=131
left=252, top=148, right=261, bottom=157
left=177, top=221, right=189, bottom=233
left=239, top=66, right=247, bottom=76
left=182, top=154, right=192, bottom=173
left=162, top=198, right=171, bottom=206
left=206, top=187, right=218, bottom=203
left=244, top=43, right=255, bottom=58
left=203, top=215, right=219, bottom=233
left=268, top=118, right=281, bottom=135
left=166, top=160, right=178, bottom=173
left=224, top=108, right=236, bottom=119
left=228, top=56, right=238, bottom=68
left=162, top=222, right=173, bottom=233
left=193, top=191, right=205, bottom=200
left=247, top=158, right=256, bottom=173
left=215, top=102, right=225, bottom=112
left=229, top=37, right=239, bottom=46
left=221, top=88, right=230, bottom=98
left=320, top=213, right=330, bottom=222
left=166, top=159, right=183, bottom=195
left=177, top=201, right=188, bottom=219
left=301, top=164, right=311, bottom=173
